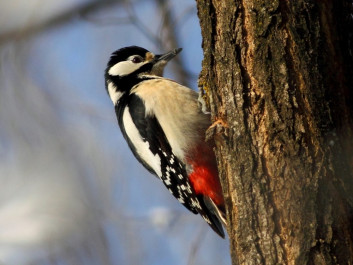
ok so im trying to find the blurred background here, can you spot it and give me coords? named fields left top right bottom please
left=0, top=0, right=230, bottom=264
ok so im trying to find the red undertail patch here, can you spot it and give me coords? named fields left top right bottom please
left=187, top=146, right=224, bottom=207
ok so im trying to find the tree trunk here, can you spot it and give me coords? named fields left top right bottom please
left=196, top=0, right=353, bottom=264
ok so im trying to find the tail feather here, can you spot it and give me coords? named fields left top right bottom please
left=204, top=195, right=227, bottom=226
left=200, top=195, right=227, bottom=238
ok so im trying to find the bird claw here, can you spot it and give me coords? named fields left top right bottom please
left=206, top=119, right=228, bottom=141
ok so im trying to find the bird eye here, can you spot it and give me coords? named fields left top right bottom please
left=132, top=56, right=142, bottom=63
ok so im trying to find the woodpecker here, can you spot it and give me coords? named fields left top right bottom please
left=104, top=46, right=226, bottom=237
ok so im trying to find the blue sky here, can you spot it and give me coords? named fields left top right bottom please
left=0, top=1, right=230, bottom=264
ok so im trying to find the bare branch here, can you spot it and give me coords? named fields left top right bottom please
left=155, top=0, right=191, bottom=86
left=0, top=0, right=119, bottom=44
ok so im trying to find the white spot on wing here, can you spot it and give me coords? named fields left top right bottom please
left=202, top=215, right=211, bottom=224
left=173, top=186, right=185, bottom=204
left=186, top=183, right=192, bottom=193
left=123, top=107, right=162, bottom=177
left=178, top=198, right=185, bottom=203
left=107, top=82, right=124, bottom=104
left=190, top=198, right=201, bottom=209
left=164, top=166, right=172, bottom=185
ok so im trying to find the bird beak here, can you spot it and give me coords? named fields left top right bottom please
left=155, top=48, right=182, bottom=63
left=151, top=48, right=182, bottom=76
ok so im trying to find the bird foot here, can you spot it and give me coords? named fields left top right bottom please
left=206, top=119, right=228, bottom=141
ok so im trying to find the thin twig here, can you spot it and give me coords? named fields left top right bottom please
left=0, top=0, right=119, bottom=44
left=155, top=0, right=191, bottom=86
left=187, top=224, right=207, bottom=265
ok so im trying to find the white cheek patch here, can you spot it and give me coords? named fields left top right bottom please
left=123, top=107, right=162, bottom=177
left=107, top=82, right=124, bottom=105
left=108, top=61, right=146, bottom=76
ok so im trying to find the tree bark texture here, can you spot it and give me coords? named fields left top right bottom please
left=196, top=0, right=353, bottom=264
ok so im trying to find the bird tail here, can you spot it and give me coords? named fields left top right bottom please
left=202, top=195, right=227, bottom=238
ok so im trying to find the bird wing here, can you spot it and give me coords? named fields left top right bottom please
left=117, top=94, right=199, bottom=213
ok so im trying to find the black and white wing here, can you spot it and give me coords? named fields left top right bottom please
left=116, top=94, right=198, bottom=213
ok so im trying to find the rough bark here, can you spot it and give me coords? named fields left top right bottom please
left=196, top=0, right=353, bottom=264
